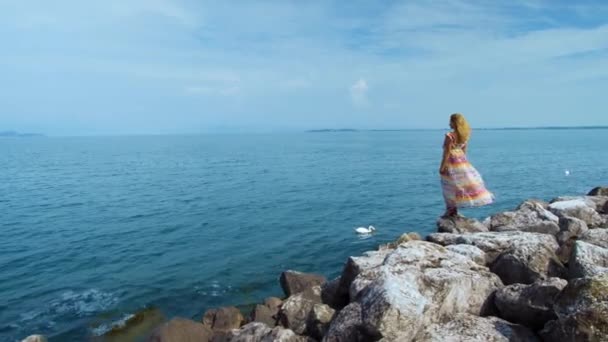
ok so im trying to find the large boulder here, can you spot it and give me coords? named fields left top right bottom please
left=147, top=318, right=213, bottom=342
left=427, top=231, right=559, bottom=264
left=568, top=240, right=608, bottom=279
left=490, top=242, right=566, bottom=285
left=202, top=307, right=244, bottom=333
left=413, top=313, right=539, bottom=342
left=250, top=297, right=282, bottom=327
left=549, top=199, right=604, bottom=228
left=588, top=186, right=608, bottom=196
left=226, top=322, right=309, bottom=342
left=486, top=200, right=559, bottom=235
left=306, top=304, right=335, bottom=340
left=335, top=249, right=392, bottom=307
left=280, top=271, right=326, bottom=298
left=436, top=215, right=488, bottom=234
left=320, top=277, right=341, bottom=309
left=322, top=303, right=369, bottom=342
left=494, top=278, right=567, bottom=330
left=556, top=216, right=588, bottom=245
left=540, top=274, right=608, bottom=341
left=446, top=244, right=487, bottom=265
left=250, top=304, right=276, bottom=327
left=427, top=231, right=565, bottom=284
left=278, top=286, right=322, bottom=335
left=349, top=241, right=502, bottom=341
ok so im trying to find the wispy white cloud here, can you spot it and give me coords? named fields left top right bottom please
left=350, top=79, right=369, bottom=107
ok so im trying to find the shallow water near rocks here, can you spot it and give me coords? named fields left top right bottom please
left=1, top=129, right=607, bottom=341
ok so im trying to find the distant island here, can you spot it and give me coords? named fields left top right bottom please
left=0, top=130, right=45, bottom=137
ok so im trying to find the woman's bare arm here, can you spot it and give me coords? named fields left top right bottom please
left=440, top=134, right=452, bottom=173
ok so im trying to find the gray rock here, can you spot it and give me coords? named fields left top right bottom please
left=494, top=277, right=567, bottom=330
left=280, top=270, right=326, bottom=298
left=427, top=231, right=559, bottom=264
left=227, top=322, right=309, bottom=342
left=556, top=237, right=577, bottom=264
left=306, top=304, right=335, bottom=340
left=322, top=303, right=368, bottom=342
left=490, top=242, right=566, bottom=285
left=446, top=244, right=487, bottom=265
left=437, top=215, right=488, bottom=234
left=580, top=228, right=608, bottom=248
left=335, top=249, right=391, bottom=307
left=320, top=277, right=341, bottom=309
left=264, top=297, right=283, bottom=317
left=250, top=304, right=277, bottom=327
left=414, top=313, right=540, bottom=342
left=278, top=286, right=321, bottom=335
left=147, top=318, right=213, bottom=342
left=556, top=216, right=588, bottom=245
left=588, top=186, right=608, bottom=196
left=351, top=241, right=502, bottom=341
left=568, top=240, right=608, bottom=279
left=487, top=200, right=559, bottom=234
left=540, top=274, right=608, bottom=342
left=549, top=199, right=604, bottom=228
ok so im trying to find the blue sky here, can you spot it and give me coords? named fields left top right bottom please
left=1, top=0, right=607, bottom=135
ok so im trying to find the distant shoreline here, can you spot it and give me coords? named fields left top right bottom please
left=0, top=131, right=45, bottom=137
left=307, top=126, right=608, bottom=132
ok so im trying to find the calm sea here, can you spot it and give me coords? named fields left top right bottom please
left=1, top=129, right=606, bottom=341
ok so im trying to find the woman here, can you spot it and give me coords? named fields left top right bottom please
left=439, top=113, right=494, bottom=217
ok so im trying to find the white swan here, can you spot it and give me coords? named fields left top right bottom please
left=355, top=225, right=376, bottom=234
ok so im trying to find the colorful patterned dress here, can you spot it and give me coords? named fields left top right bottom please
left=441, top=132, right=494, bottom=208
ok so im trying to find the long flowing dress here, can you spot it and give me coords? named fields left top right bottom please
left=441, top=132, right=494, bottom=208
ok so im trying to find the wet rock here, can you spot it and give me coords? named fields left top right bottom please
left=351, top=241, right=502, bottom=341
left=556, top=216, right=588, bottom=245
left=414, top=313, right=540, bottom=342
left=322, top=302, right=368, bottom=342
left=549, top=199, right=604, bottom=228
left=146, top=318, right=212, bottom=342
left=568, top=240, right=608, bottom=279
left=98, top=307, right=165, bottom=342
left=202, top=306, right=244, bottom=332
left=494, top=277, right=567, bottom=330
left=446, top=244, right=487, bottom=265
left=486, top=200, right=559, bottom=234
left=540, top=274, right=608, bottom=341
left=437, top=215, right=488, bottom=234
left=427, top=231, right=559, bottom=264
left=306, top=304, right=335, bottom=340
left=21, top=336, right=47, bottom=342
left=280, top=270, right=326, bottom=297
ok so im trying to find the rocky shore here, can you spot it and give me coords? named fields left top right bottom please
left=24, top=187, right=608, bottom=342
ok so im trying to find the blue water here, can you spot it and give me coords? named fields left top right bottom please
left=1, top=129, right=606, bottom=341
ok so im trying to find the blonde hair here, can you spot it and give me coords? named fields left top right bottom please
left=450, top=113, right=471, bottom=144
